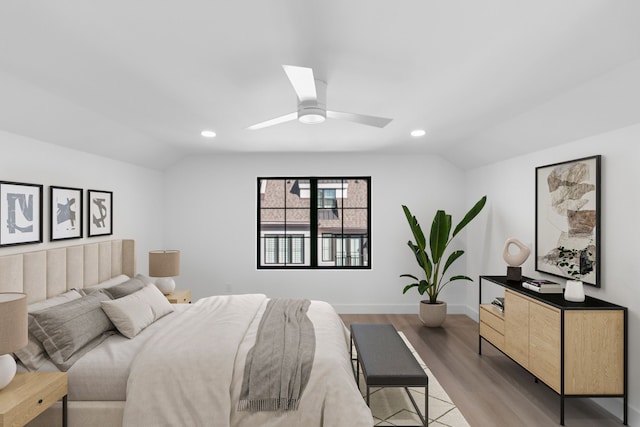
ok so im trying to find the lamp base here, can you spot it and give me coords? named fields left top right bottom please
left=0, top=353, right=17, bottom=390
left=155, top=277, right=176, bottom=295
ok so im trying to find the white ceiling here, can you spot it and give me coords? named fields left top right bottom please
left=1, top=1, right=639, bottom=170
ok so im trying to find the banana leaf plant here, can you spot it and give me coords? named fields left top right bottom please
left=401, top=196, right=487, bottom=304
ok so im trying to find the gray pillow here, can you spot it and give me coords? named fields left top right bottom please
left=103, top=277, right=145, bottom=299
left=14, top=289, right=83, bottom=371
left=28, top=291, right=114, bottom=370
left=134, top=274, right=155, bottom=286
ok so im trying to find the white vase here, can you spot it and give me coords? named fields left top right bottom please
left=564, top=280, right=585, bottom=302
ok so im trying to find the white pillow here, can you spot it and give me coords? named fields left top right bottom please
left=101, top=284, right=174, bottom=339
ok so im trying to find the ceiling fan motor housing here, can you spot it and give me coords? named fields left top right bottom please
left=298, top=79, right=327, bottom=124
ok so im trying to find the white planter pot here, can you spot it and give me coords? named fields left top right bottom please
left=564, top=280, right=585, bottom=302
left=419, top=300, right=447, bottom=327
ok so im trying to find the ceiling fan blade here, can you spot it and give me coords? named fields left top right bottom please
left=326, top=110, right=392, bottom=128
left=282, top=65, right=317, bottom=102
left=246, top=112, right=298, bottom=130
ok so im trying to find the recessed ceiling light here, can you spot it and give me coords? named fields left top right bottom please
left=411, top=129, right=426, bottom=137
left=201, top=130, right=216, bottom=138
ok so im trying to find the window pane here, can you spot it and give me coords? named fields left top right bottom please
left=260, top=208, right=285, bottom=224
left=263, top=235, right=277, bottom=264
left=341, top=179, right=367, bottom=208
left=286, top=179, right=310, bottom=208
left=290, top=235, right=304, bottom=264
left=259, top=179, right=286, bottom=208
left=322, top=233, right=333, bottom=262
left=342, top=208, right=368, bottom=232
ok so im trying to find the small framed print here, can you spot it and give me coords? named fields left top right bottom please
left=0, top=181, right=43, bottom=247
left=50, top=186, right=83, bottom=241
left=87, top=189, right=113, bottom=237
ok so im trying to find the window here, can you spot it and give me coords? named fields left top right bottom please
left=318, top=189, right=337, bottom=208
left=264, top=234, right=305, bottom=264
left=258, top=177, right=370, bottom=269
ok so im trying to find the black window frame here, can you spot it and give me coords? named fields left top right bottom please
left=257, top=176, right=371, bottom=270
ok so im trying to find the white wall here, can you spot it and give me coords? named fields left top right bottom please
left=163, top=152, right=484, bottom=313
left=0, top=130, right=165, bottom=272
left=465, top=123, right=640, bottom=424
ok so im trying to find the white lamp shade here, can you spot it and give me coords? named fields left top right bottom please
left=0, top=293, right=27, bottom=389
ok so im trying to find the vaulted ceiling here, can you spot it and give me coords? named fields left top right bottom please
left=1, top=1, right=639, bottom=170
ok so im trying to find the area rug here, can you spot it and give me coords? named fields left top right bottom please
left=355, top=332, right=470, bottom=427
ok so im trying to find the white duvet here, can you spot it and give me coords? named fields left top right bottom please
left=123, top=294, right=373, bottom=427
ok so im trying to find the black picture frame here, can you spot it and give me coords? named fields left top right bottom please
left=50, top=186, right=83, bottom=241
left=0, top=181, right=43, bottom=247
left=535, top=155, right=601, bottom=287
left=87, top=189, right=113, bottom=237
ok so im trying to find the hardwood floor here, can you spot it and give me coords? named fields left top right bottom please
left=340, top=313, right=624, bottom=427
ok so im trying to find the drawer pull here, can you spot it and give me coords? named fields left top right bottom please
left=38, top=399, right=43, bottom=404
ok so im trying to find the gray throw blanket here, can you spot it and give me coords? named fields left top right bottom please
left=238, top=298, right=316, bottom=412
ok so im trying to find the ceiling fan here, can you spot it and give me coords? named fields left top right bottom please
left=247, top=65, right=392, bottom=130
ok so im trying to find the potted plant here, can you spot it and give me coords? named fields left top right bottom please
left=401, top=196, right=487, bottom=327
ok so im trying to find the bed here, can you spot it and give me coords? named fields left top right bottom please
left=0, top=240, right=373, bottom=427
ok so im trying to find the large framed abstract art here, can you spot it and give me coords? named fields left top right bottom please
left=0, top=181, right=43, bottom=247
left=535, top=155, right=601, bottom=287
left=50, top=186, right=83, bottom=241
left=88, top=189, right=113, bottom=237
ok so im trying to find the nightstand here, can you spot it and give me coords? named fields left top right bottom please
left=0, top=372, right=67, bottom=427
left=165, top=289, right=192, bottom=304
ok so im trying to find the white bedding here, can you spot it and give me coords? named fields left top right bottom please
left=20, top=305, right=191, bottom=401
left=123, top=294, right=373, bottom=427
left=67, top=304, right=190, bottom=400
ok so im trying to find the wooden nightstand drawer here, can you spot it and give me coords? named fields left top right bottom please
left=165, top=289, right=192, bottom=304
left=0, top=372, right=67, bottom=427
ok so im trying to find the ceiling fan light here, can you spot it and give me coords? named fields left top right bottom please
left=298, top=113, right=326, bottom=124
left=298, top=105, right=326, bottom=124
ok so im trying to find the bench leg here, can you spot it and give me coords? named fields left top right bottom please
left=366, top=385, right=370, bottom=406
left=404, top=386, right=428, bottom=427
left=424, top=384, right=428, bottom=427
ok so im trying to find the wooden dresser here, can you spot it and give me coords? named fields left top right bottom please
left=479, top=275, right=627, bottom=425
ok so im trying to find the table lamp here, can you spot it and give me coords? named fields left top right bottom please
left=0, top=293, right=27, bottom=389
left=149, top=250, right=180, bottom=294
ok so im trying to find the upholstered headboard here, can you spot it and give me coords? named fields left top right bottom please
left=0, top=239, right=135, bottom=304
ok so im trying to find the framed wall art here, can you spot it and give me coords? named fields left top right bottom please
left=535, top=155, right=601, bottom=287
left=0, top=181, right=43, bottom=247
left=50, top=186, right=83, bottom=241
left=87, top=189, right=113, bottom=237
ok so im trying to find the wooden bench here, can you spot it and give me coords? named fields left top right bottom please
left=350, top=323, right=428, bottom=427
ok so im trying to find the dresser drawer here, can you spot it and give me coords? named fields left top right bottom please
left=480, top=321, right=505, bottom=352
left=0, top=373, right=67, bottom=427
left=480, top=304, right=504, bottom=335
